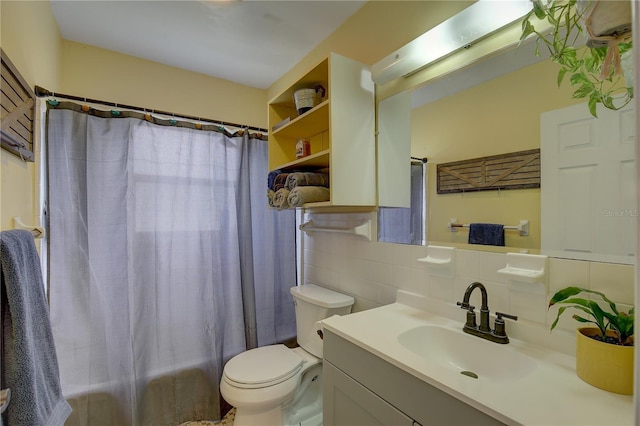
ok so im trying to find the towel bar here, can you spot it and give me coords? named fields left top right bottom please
left=448, top=219, right=529, bottom=236
left=299, top=220, right=371, bottom=241
left=12, top=216, right=45, bottom=239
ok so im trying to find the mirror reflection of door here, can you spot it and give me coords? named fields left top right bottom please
left=541, top=102, right=637, bottom=264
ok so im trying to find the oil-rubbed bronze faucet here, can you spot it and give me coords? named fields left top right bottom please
left=456, top=282, right=518, bottom=344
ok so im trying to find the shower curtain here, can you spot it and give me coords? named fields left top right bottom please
left=46, top=106, right=296, bottom=425
left=378, top=162, right=425, bottom=245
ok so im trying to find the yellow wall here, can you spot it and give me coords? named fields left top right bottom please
left=267, top=1, right=472, bottom=101
left=61, top=40, right=267, bottom=129
left=1, top=0, right=63, bottom=231
left=1, top=1, right=267, bottom=233
left=415, top=58, right=581, bottom=248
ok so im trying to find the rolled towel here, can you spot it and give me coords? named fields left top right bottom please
left=287, top=186, right=330, bottom=207
left=272, top=173, right=289, bottom=191
left=267, top=189, right=275, bottom=207
left=272, top=188, right=291, bottom=210
left=267, top=169, right=283, bottom=190
left=284, top=172, right=329, bottom=190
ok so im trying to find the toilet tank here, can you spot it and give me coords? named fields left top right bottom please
left=290, top=284, right=354, bottom=358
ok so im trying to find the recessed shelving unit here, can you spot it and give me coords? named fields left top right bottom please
left=267, top=52, right=375, bottom=208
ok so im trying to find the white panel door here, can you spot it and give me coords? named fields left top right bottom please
left=541, top=103, right=636, bottom=264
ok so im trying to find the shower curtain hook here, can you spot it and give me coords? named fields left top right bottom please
left=47, top=91, right=59, bottom=107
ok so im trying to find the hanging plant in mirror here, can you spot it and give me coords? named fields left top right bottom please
left=520, top=0, right=633, bottom=117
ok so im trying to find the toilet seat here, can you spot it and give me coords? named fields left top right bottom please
left=223, top=345, right=304, bottom=389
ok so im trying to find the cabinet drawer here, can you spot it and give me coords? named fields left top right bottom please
left=324, top=361, right=414, bottom=426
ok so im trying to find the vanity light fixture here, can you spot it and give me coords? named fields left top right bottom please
left=371, top=0, right=533, bottom=85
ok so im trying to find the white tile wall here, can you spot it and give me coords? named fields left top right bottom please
left=302, top=211, right=636, bottom=354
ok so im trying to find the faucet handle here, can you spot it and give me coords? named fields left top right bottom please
left=456, top=301, right=475, bottom=311
left=493, top=312, right=518, bottom=338
left=457, top=302, right=477, bottom=328
left=495, top=312, right=518, bottom=321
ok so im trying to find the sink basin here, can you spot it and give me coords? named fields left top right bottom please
left=397, top=325, right=537, bottom=381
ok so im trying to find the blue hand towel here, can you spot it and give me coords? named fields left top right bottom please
left=1, top=230, right=71, bottom=426
left=468, top=223, right=505, bottom=246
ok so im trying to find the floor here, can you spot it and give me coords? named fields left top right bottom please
left=181, top=407, right=235, bottom=426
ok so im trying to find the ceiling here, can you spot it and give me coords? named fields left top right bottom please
left=50, top=0, right=366, bottom=90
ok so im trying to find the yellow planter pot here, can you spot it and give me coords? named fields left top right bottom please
left=575, top=327, right=634, bottom=395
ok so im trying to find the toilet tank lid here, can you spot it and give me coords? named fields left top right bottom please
left=290, top=284, right=354, bottom=308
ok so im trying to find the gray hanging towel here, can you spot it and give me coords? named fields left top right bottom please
left=1, top=230, right=71, bottom=426
left=468, top=223, right=505, bottom=246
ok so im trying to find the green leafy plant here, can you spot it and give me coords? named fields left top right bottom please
left=520, top=0, right=633, bottom=117
left=549, top=286, right=634, bottom=346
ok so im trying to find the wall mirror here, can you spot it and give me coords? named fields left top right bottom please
left=376, top=29, right=637, bottom=265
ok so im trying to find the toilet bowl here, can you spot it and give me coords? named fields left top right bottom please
left=220, top=284, right=354, bottom=426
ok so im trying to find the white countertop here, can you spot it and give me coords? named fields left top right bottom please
left=321, top=292, right=634, bottom=426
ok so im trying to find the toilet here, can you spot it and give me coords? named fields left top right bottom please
left=220, top=284, right=354, bottom=426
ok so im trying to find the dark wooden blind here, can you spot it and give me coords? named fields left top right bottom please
left=1, top=48, right=35, bottom=162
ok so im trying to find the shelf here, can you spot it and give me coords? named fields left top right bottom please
left=497, top=253, right=548, bottom=291
left=300, top=200, right=332, bottom=208
left=273, top=100, right=329, bottom=139
left=267, top=53, right=375, bottom=208
left=417, top=245, right=455, bottom=264
left=496, top=267, right=545, bottom=281
left=417, top=245, right=455, bottom=276
left=269, top=58, right=329, bottom=105
left=274, top=149, right=330, bottom=171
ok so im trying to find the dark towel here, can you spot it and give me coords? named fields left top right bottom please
left=468, top=223, right=505, bottom=246
left=272, top=173, right=290, bottom=191
left=267, top=169, right=282, bottom=190
left=1, top=230, right=71, bottom=426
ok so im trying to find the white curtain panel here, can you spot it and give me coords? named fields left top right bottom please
left=46, top=108, right=296, bottom=424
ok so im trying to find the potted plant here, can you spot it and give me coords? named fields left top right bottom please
left=549, top=286, right=634, bottom=394
left=520, top=0, right=633, bottom=117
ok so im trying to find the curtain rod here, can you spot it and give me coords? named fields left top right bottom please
left=34, top=86, right=268, bottom=133
left=411, top=156, right=428, bottom=163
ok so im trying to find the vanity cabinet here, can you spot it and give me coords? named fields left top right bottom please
left=324, top=362, right=415, bottom=426
left=323, top=330, right=504, bottom=426
left=268, top=52, right=375, bottom=208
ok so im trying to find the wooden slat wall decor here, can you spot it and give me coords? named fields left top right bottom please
left=437, top=148, right=540, bottom=194
left=1, top=48, right=35, bottom=162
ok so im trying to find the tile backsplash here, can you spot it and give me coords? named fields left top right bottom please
left=302, top=212, right=635, bottom=355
